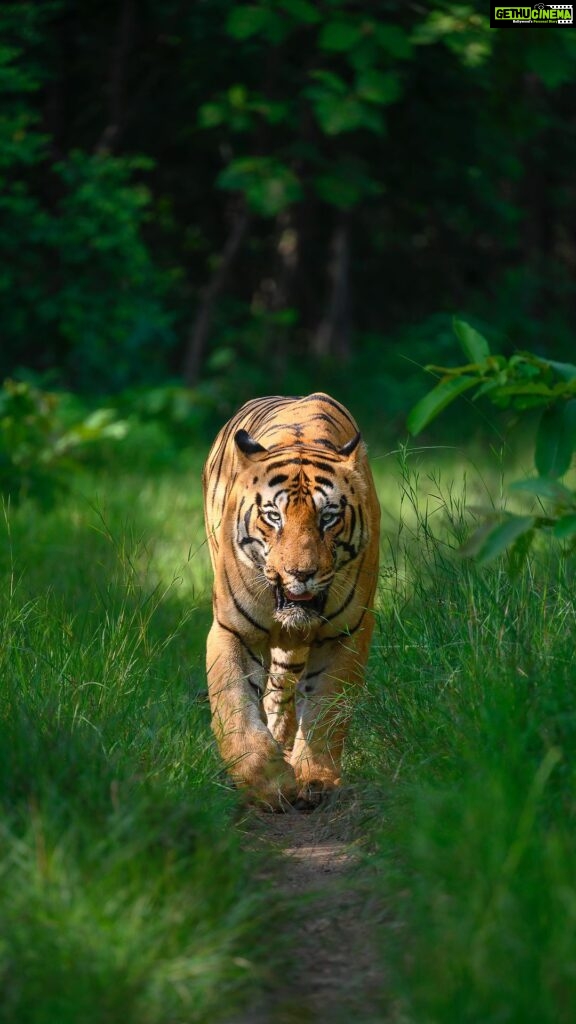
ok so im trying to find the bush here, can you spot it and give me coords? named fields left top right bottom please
left=0, top=379, right=128, bottom=503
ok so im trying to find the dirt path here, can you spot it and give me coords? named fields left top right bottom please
left=229, top=793, right=388, bottom=1024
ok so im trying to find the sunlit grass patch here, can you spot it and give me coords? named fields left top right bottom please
left=351, top=451, right=576, bottom=1024
left=0, top=455, right=276, bottom=1024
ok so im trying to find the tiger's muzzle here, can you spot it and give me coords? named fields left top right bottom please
left=273, top=581, right=329, bottom=630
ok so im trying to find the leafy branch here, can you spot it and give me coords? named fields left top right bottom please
left=407, top=319, right=576, bottom=562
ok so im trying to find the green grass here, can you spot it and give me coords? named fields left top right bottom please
left=352, top=451, right=576, bottom=1024
left=0, top=438, right=270, bottom=1024
left=2, top=426, right=576, bottom=1023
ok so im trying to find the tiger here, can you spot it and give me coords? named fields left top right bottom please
left=202, top=392, right=380, bottom=810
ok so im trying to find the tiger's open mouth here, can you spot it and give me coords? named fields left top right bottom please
left=274, top=583, right=327, bottom=619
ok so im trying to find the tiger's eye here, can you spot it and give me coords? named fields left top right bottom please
left=263, top=509, right=281, bottom=526
left=320, top=510, right=340, bottom=527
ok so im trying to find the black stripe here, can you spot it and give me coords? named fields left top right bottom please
left=263, top=421, right=303, bottom=436
left=311, top=438, right=339, bottom=450
left=348, top=504, right=357, bottom=540
left=239, top=536, right=264, bottom=549
left=209, top=439, right=227, bottom=506
left=248, top=397, right=291, bottom=433
left=299, top=393, right=357, bottom=429
left=215, top=618, right=265, bottom=667
left=224, top=566, right=269, bottom=632
left=304, top=667, right=327, bottom=679
left=271, top=659, right=306, bottom=671
left=208, top=410, right=248, bottom=505
left=325, top=553, right=366, bottom=621
left=313, top=609, right=367, bottom=647
left=263, top=457, right=337, bottom=474
left=308, top=412, right=339, bottom=427
left=336, top=539, right=358, bottom=560
left=264, top=689, right=294, bottom=702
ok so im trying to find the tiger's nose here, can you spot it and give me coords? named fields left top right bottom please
left=285, top=567, right=317, bottom=582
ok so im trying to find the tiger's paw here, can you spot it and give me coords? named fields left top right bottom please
left=234, top=753, right=300, bottom=812
left=293, top=778, right=340, bottom=811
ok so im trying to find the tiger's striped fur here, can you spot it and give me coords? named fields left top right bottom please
left=202, top=392, right=380, bottom=809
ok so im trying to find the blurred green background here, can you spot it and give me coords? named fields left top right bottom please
left=2, top=0, right=575, bottom=428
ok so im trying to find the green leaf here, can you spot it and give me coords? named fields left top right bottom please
left=308, top=69, right=348, bottom=94
left=319, top=21, right=362, bottom=51
left=552, top=514, right=576, bottom=540
left=251, top=99, right=290, bottom=124
left=496, top=383, right=556, bottom=398
left=510, top=477, right=576, bottom=505
left=278, top=0, right=321, bottom=23
left=508, top=356, right=543, bottom=379
left=314, top=174, right=362, bottom=209
left=308, top=89, right=385, bottom=135
left=512, top=396, right=552, bottom=412
left=452, top=318, right=490, bottom=363
left=348, top=39, right=379, bottom=72
left=217, top=157, right=302, bottom=216
left=463, top=516, right=536, bottom=565
left=412, top=9, right=492, bottom=66
left=543, top=359, right=576, bottom=383
left=197, top=103, right=225, bottom=128
left=356, top=70, right=402, bottom=105
left=374, top=24, right=413, bottom=58
left=228, top=84, right=248, bottom=107
left=535, top=399, right=576, bottom=478
left=472, top=378, right=506, bottom=401
left=227, top=6, right=271, bottom=39
left=407, top=375, right=478, bottom=435
left=313, top=158, right=381, bottom=209
left=524, top=37, right=576, bottom=89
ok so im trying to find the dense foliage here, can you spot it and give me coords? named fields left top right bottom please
left=0, top=378, right=128, bottom=502
left=2, top=1, right=576, bottom=399
left=408, top=319, right=576, bottom=560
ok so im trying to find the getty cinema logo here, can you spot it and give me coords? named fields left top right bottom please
left=491, top=3, right=573, bottom=23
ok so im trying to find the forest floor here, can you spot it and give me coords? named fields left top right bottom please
left=227, top=792, right=389, bottom=1024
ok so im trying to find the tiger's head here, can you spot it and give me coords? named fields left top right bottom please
left=233, top=428, right=367, bottom=630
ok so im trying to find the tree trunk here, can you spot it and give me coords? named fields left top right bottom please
left=256, top=210, right=299, bottom=384
left=182, top=204, right=251, bottom=385
left=312, top=216, right=352, bottom=361
left=96, top=0, right=136, bottom=154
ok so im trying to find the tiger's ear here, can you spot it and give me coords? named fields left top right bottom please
left=234, top=429, right=268, bottom=457
left=338, top=431, right=362, bottom=458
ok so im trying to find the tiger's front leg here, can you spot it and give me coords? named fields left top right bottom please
left=290, top=632, right=373, bottom=804
left=262, top=641, right=310, bottom=752
left=206, top=621, right=298, bottom=809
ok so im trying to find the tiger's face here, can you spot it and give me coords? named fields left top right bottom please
left=233, top=432, right=366, bottom=629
